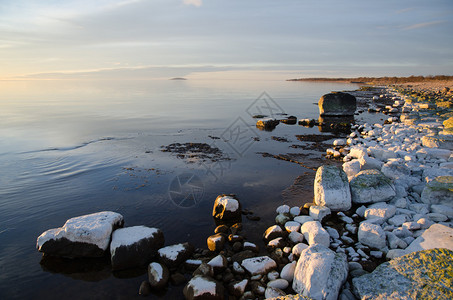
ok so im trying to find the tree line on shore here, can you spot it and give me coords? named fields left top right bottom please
left=287, top=75, right=453, bottom=84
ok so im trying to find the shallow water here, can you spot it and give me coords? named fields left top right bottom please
left=0, top=79, right=361, bottom=299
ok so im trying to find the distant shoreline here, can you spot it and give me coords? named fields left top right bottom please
left=287, top=75, right=453, bottom=85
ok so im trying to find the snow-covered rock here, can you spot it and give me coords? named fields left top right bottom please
left=212, top=194, right=242, bottom=222
left=405, top=223, right=453, bottom=253
left=37, top=211, right=124, bottom=258
left=158, top=242, right=194, bottom=268
left=228, top=279, right=248, bottom=297
left=301, top=221, right=330, bottom=247
left=148, top=262, right=170, bottom=290
left=358, top=222, right=386, bottom=249
left=110, top=225, right=164, bottom=270
left=314, top=165, right=351, bottom=211
left=293, top=244, right=348, bottom=300
left=183, top=275, right=224, bottom=300
left=350, top=169, right=396, bottom=204
left=207, top=254, right=228, bottom=274
left=241, top=256, right=277, bottom=275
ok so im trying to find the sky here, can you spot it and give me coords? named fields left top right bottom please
left=0, top=0, right=452, bottom=80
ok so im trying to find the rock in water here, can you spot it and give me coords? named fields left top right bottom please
left=110, top=226, right=164, bottom=270
left=158, top=242, right=194, bottom=268
left=293, top=244, right=348, bottom=300
left=421, top=176, right=453, bottom=207
left=37, top=211, right=124, bottom=258
left=212, top=194, right=242, bottom=223
left=183, top=275, right=224, bottom=300
left=148, top=262, right=170, bottom=290
left=241, top=256, right=277, bottom=275
left=314, top=165, right=351, bottom=211
left=318, top=92, right=357, bottom=116
left=256, top=118, right=279, bottom=131
left=350, top=170, right=396, bottom=204
left=353, top=248, right=453, bottom=299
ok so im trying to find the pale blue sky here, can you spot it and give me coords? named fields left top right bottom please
left=0, top=0, right=452, bottom=79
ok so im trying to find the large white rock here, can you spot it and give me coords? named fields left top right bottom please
left=364, top=202, right=397, bottom=222
left=293, top=244, right=348, bottom=300
left=37, top=211, right=124, bottom=258
left=301, top=221, right=330, bottom=247
left=358, top=222, right=386, bottom=249
left=241, top=256, right=277, bottom=275
left=314, top=165, right=351, bottom=211
left=420, top=176, right=453, bottom=207
left=350, top=169, right=396, bottom=204
left=405, top=223, right=453, bottom=253
left=343, top=159, right=361, bottom=180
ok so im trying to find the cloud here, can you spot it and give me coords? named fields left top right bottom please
left=402, top=20, right=446, bottom=30
left=183, top=0, right=202, bottom=7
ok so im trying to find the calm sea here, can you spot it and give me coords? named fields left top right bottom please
left=0, top=79, right=359, bottom=299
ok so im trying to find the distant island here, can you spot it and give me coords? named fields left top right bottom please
left=170, top=77, right=187, bottom=80
left=287, top=75, right=453, bottom=85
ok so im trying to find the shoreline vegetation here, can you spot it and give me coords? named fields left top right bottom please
left=287, top=75, right=453, bottom=85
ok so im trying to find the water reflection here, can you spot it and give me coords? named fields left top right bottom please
left=317, top=115, right=355, bottom=133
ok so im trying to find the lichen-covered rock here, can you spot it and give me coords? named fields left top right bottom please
left=420, top=176, right=453, bottom=207
left=422, top=135, right=453, bottom=149
left=350, top=170, right=396, bottom=204
left=318, top=92, right=357, bottom=116
left=212, top=194, right=242, bottom=223
left=293, top=244, right=348, bottom=300
left=37, top=211, right=124, bottom=258
left=110, top=226, right=164, bottom=270
left=353, top=248, right=453, bottom=300
left=183, top=275, right=224, bottom=300
left=314, top=165, right=351, bottom=211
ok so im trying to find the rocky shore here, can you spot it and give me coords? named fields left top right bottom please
left=36, top=84, right=453, bottom=299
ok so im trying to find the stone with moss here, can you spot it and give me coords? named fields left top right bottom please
left=422, top=135, right=453, bottom=149
left=443, top=117, right=453, bottom=129
left=353, top=248, right=453, bottom=300
left=350, top=169, right=396, bottom=204
left=318, top=92, right=357, bottom=116
left=421, top=176, right=453, bottom=207
left=314, top=165, right=351, bottom=211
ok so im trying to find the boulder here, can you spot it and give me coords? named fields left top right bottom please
left=148, top=262, right=170, bottom=290
left=318, top=92, right=357, bottom=116
left=358, top=222, right=386, bottom=249
left=241, top=256, right=277, bottom=275
left=212, top=194, right=242, bottom=223
left=158, top=242, right=194, bottom=268
left=301, top=221, right=330, bottom=247
left=293, top=244, right=348, bottom=300
left=405, top=224, right=453, bottom=253
left=314, top=165, right=351, bottom=211
left=420, top=176, right=453, bottom=207
left=350, top=169, right=396, bottom=204
left=364, top=203, right=397, bottom=222
left=353, top=248, right=453, bottom=300
left=110, top=226, right=164, bottom=270
left=207, top=233, right=227, bottom=252
left=183, top=275, right=224, bottom=300
left=37, top=211, right=124, bottom=258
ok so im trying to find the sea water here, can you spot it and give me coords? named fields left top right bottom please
left=0, top=79, right=359, bottom=299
